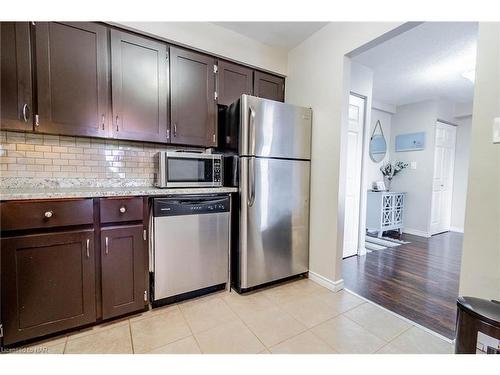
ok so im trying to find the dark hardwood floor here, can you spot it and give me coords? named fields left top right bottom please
left=342, top=231, right=463, bottom=339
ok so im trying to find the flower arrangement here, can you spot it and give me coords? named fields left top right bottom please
left=380, top=161, right=409, bottom=190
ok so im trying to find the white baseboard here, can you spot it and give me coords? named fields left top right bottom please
left=308, top=271, right=344, bottom=292
left=403, top=228, right=431, bottom=238
left=449, top=226, right=464, bottom=233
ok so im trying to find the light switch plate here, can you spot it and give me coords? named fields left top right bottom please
left=494, top=118, right=500, bottom=143
left=410, top=161, right=417, bottom=170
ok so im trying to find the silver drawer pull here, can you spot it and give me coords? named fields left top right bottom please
left=86, top=239, right=90, bottom=258
left=44, top=210, right=53, bottom=218
left=105, top=237, right=109, bottom=255
left=119, top=206, right=126, bottom=214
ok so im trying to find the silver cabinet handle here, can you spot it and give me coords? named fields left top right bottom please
left=86, top=239, right=90, bottom=258
left=115, top=115, right=119, bottom=132
left=248, top=106, right=256, bottom=155
left=44, top=210, right=53, bottom=218
left=101, top=114, right=105, bottom=130
left=248, top=158, right=255, bottom=207
left=22, top=103, right=30, bottom=123
left=105, top=237, right=109, bottom=255
left=173, top=123, right=177, bottom=137
left=119, top=206, right=126, bottom=213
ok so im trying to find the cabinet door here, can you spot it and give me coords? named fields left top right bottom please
left=217, top=60, right=253, bottom=106
left=110, top=30, right=168, bottom=143
left=35, top=22, right=109, bottom=137
left=1, top=230, right=96, bottom=345
left=101, top=225, right=146, bottom=320
left=170, top=47, right=216, bottom=147
left=0, top=22, right=33, bottom=131
left=254, top=71, right=285, bottom=102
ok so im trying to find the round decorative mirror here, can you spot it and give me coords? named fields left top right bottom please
left=369, top=120, right=387, bottom=162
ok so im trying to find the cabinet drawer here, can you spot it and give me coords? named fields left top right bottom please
left=100, top=197, right=143, bottom=224
left=1, top=199, right=94, bottom=231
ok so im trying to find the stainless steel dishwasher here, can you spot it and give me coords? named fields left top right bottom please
left=151, top=194, right=230, bottom=306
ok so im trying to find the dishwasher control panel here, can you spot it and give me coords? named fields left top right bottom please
left=153, top=195, right=230, bottom=217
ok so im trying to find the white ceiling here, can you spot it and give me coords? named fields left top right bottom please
left=352, top=22, right=478, bottom=106
left=212, top=22, right=328, bottom=50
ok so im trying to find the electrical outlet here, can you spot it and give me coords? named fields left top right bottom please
left=493, top=118, right=500, bottom=143
left=410, top=162, right=417, bottom=170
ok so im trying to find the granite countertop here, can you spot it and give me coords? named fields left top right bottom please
left=0, top=186, right=239, bottom=201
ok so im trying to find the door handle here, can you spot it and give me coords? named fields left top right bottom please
left=86, top=239, right=90, bottom=258
left=248, top=106, right=256, bottom=155
left=173, top=123, right=177, bottom=138
left=101, top=114, right=105, bottom=130
left=22, top=103, right=30, bottom=123
left=115, top=115, right=119, bottom=132
left=248, top=158, right=255, bottom=207
left=105, top=237, right=109, bottom=255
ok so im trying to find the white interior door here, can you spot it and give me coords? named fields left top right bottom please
left=430, top=121, right=457, bottom=235
left=343, top=94, right=365, bottom=258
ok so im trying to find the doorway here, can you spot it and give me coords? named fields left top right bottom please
left=342, top=94, right=366, bottom=258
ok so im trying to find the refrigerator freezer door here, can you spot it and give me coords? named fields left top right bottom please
left=239, top=95, right=312, bottom=160
left=239, top=157, right=310, bottom=289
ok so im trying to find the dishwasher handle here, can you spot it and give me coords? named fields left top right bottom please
left=153, top=195, right=230, bottom=217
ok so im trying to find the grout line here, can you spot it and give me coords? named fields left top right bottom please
left=128, top=319, right=135, bottom=354
left=177, top=302, right=203, bottom=354
left=344, top=288, right=454, bottom=344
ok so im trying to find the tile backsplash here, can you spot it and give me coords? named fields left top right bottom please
left=0, top=131, right=198, bottom=188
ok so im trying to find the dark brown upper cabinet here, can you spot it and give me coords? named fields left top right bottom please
left=110, top=30, right=168, bottom=143
left=217, top=60, right=253, bottom=106
left=35, top=22, right=109, bottom=137
left=1, top=230, right=96, bottom=345
left=100, top=224, right=146, bottom=320
left=254, top=71, right=285, bottom=102
left=1, top=22, right=33, bottom=131
left=170, top=47, right=216, bottom=147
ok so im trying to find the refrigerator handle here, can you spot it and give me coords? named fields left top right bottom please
left=248, top=158, right=255, bottom=207
left=248, top=105, right=256, bottom=155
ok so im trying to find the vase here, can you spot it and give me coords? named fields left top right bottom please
left=384, top=177, right=392, bottom=191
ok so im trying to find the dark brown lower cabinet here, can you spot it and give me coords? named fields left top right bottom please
left=100, top=224, right=146, bottom=320
left=1, top=230, right=96, bottom=345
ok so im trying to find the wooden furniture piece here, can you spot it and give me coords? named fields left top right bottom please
left=0, top=197, right=148, bottom=346
left=0, top=21, right=286, bottom=147
left=0, top=22, right=33, bottom=131
left=254, top=70, right=285, bottom=102
left=366, top=191, right=406, bottom=238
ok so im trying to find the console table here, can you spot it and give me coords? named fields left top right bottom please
left=366, top=191, right=406, bottom=238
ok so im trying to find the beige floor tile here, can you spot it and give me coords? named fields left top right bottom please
left=145, top=336, right=201, bottom=354
left=195, top=320, right=264, bottom=354
left=68, top=318, right=129, bottom=340
left=262, top=279, right=323, bottom=304
left=241, top=306, right=307, bottom=347
left=179, top=296, right=238, bottom=333
left=258, top=348, right=271, bottom=354
left=313, top=290, right=365, bottom=314
left=382, top=326, right=453, bottom=354
left=131, top=305, right=192, bottom=353
left=279, top=293, right=341, bottom=328
left=311, top=315, right=386, bottom=354
left=222, top=291, right=276, bottom=320
left=269, top=331, right=336, bottom=354
left=343, top=302, right=412, bottom=341
left=11, top=341, right=66, bottom=355
left=65, top=324, right=132, bottom=354
left=129, top=304, right=177, bottom=323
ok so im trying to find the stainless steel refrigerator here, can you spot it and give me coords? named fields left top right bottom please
left=226, top=95, right=312, bottom=292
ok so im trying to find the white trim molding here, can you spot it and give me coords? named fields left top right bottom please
left=403, top=228, right=431, bottom=238
left=308, top=271, right=344, bottom=292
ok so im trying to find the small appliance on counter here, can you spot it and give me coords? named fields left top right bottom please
left=221, top=95, right=312, bottom=293
left=154, top=150, right=222, bottom=188
left=150, top=194, right=230, bottom=306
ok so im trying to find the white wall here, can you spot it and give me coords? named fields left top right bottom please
left=286, top=22, right=404, bottom=286
left=367, top=108, right=392, bottom=185
left=459, top=23, right=500, bottom=301
left=349, top=61, right=374, bottom=255
left=451, top=116, right=472, bottom=232
left=116, top=22, right=288, bottom=75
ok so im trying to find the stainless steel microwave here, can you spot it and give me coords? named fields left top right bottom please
left=154, top=151, right=223, bottom=188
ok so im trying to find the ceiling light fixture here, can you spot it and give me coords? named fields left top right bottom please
left=462, top=69, right=475, bottom=83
